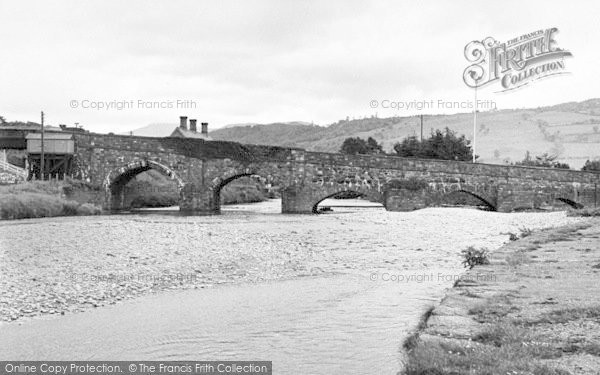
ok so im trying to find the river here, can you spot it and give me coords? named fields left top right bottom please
left=0, top=200, right=581, bottom=374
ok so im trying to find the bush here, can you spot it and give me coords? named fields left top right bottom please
left=514, top=151, right=570, bottom=169
left=0, top=192, right=102, bottom=220
left=340, top=136, right=383, bottom=155
left=76, top=203, right=102, bottom=216
left=461, top=246, right=490, bottom=269
left=61, top=200, right=80, bottom=216
left=567, top=207, right=600, bottom=217
left=519, top=227, right=533, bottom=238
left=582, top=159, right=600, bottom=172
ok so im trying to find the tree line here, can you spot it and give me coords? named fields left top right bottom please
left=339, top=128, right=600, bottom=171
left=340, top=127, right=474, bottom=161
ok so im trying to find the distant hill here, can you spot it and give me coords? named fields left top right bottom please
left=209, top=99, right=600, bottom=168
left=126, top=121, right=313, bottom=137
left=121, top=122, right=177, bottom=137
left=121, top=99, right=600, bottom=168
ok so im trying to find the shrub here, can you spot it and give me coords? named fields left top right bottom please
left=582, top=159, right=600, bottom=171
left=340, top=136, right=383, bottom=155
left=514, top=151, right=570, bottom=169
left=519, top=227, right=533, bottom=238
left=0, top=192, right=102, bottom=220
left=567, top=207, right=600, bottom=217
left=461, top=246, right=490, bottom=269
left=76, top=203, right=102, bottom=216
left=61, top=200, right=80, bottom=216
left=1, top=193, right=65, bottom=219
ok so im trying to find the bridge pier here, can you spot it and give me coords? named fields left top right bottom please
left=384, top=188, right=433, bottom=211
left=281, top=184, right=386, bottom=213
left=107, top=186, right=126, bottom=211
left=179, top=184, right=220, bottom=213
left=281, top=186, right=317, bottom=214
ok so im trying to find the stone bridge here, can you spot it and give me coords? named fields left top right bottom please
left=70, top=133, right=600, bottom=213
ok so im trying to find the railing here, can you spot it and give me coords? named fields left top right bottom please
left=0, top=159, right=28, bottom=180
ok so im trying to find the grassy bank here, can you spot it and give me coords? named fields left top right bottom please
left=567, top=207, right=600, bottom=217
left=0, top=179, right=103, bottom=220
left=403, top=221, right=600, bottom=375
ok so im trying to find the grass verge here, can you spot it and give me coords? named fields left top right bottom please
left=567, top=207, right=600, bottom=217
left=402, top=224, right=597, bottom=375
left=0, top=179, right=102, bottom=220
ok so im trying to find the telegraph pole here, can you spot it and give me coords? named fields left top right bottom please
left=40, top=111, right=45, bottom=180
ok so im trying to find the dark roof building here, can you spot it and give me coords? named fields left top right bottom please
left=169, top=117, right=211, bottom=140
left=0, top=123, right=62, bottom=149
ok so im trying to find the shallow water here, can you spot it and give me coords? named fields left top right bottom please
left=0, top=200, right=580, bottom=374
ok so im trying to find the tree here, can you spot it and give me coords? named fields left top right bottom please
left=366, top=137, right=383, bottom=154
left=582, top=159, right=600, bottom=171
left=393, top=127, right=474, bottom=161
left=0, top=116, right=5, bottom=124
left=515, top=152, right=570, bottom=169
left=339, top=137, right=383, bottom=155
left=393, top=136, right=421, bottom=157
left=340, top=137, right=369, bottom=155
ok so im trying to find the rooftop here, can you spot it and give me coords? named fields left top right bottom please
left=169, top=127, right=211, bottom=140
left=26, top=133, right=74, bottom=140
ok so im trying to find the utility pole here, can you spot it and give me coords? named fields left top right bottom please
left=40, top=111, right=45, bottom=180
left=420, top=114, right=424, bottom=142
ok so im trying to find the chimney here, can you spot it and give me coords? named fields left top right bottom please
left=189, top=119, right=197, bottom=132
left=179, top=116, right=188, bottom=130
left=201, top=122, right=208, bottom=135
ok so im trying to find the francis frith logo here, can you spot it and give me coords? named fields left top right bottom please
left=463, top=27, right=572, bottom=91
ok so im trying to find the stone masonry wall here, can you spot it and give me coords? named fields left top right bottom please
left=70, top=133, right=600, bottom=213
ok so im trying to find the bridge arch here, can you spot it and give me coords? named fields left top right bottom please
left=104, top=160, right=184, bottom=210
left=307, top=183, right=384, bottom=213
left=449, top=189, right=497, bottom=211
left=311, top=189, right=383, bottom=213
left=207, top=167, right=278, bottom=211
left=210, top=167, right=262, bottom=191
left=555, top=197, right=584, bottom=209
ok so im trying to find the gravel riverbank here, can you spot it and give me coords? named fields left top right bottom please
left=403, top=218, right=600, bottom=374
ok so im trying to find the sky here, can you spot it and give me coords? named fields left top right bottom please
left=1, top=0, right=599, bottom=133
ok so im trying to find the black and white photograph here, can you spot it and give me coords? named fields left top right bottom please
left=1, top=1, right=600, bottom=374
